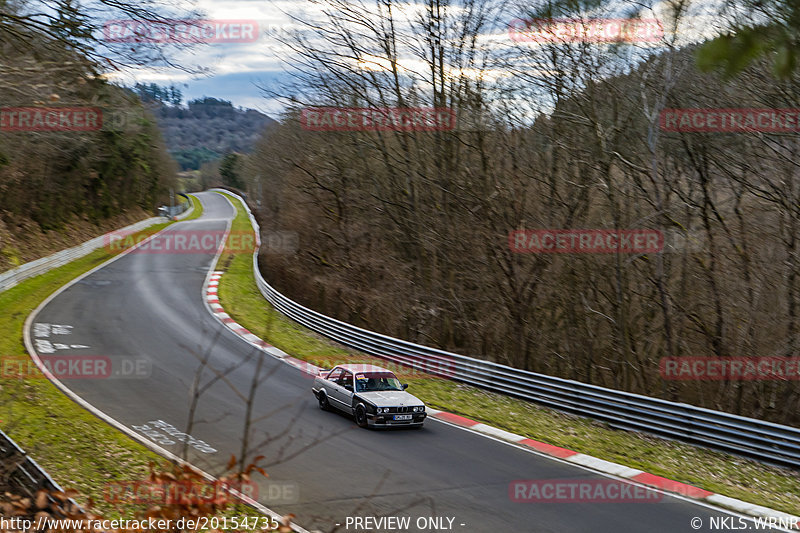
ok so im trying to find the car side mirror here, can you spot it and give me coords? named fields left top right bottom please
left=402, top=383, right=409, bottom=390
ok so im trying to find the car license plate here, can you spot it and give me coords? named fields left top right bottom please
left=393, top=414, right=412, bottom=421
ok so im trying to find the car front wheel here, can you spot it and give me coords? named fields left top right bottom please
left=355, top=404, right=368, bottom=428
left=318, top=392, right=330, bottom=411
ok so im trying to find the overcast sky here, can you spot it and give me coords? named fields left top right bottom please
left=105, top=0, right=316, bottom=115
left=104, top=0, right=721, bottom=118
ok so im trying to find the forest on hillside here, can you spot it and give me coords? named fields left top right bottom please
left=130, top=84, right=275, bottom=171
left=239, top=1, right=800, bottom=426
left=0, top=3, right=178, bottom=270
left=156, top=98, right=275, bottom=170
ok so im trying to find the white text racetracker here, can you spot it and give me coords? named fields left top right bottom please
left=339, top=516, right=464, bottom=531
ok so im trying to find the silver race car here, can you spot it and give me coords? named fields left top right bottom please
left=312, top=364, right=426, bottom=428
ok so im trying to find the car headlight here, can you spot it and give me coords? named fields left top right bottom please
left=378, top=407, right=388, bottom=413
left=413, top=406, right=424, bottom=412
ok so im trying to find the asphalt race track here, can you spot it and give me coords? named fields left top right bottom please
left=26, top=192, right=784, bottom=533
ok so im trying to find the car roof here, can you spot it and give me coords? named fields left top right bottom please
left=334, top=363, right=394, bottom=373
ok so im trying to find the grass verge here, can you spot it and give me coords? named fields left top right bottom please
left=215, top=191, right=800, bottom=516
left=0, top=196, right=204, bottom=516
left=182, top=195, right=203, bottom=222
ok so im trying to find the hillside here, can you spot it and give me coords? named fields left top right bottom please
left=0, top=32, right=177, bottom=272
left=139, top=91, right=276, bottom=170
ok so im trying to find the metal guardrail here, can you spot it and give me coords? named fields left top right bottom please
left=0, top=199, right=195, bottom=294
left=0, top=218, right=161, bottom=294
left=222, top=190, right=800, bottom=468
left=0, top=428, right=66, bottom=498
left=160, top=195, right=191, bottom=218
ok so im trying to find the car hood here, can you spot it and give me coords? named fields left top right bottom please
left=357, top=390, right=423, bottom=407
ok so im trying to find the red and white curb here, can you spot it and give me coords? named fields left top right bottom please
left=204, top=272, right=798, bottom=526
left=205, top=271, right=289, bottom=360
left=428, top=411, right=798, bottom=524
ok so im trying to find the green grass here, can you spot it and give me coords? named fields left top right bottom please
left=1, top=246, right=22, bottom=267
left=183, top=195, right=203, bottom=221
left=215, top=193, right=348, bottom=361
left=0, top=197, right=205, bottom=517
left=214, top=192, right=800, bottom=516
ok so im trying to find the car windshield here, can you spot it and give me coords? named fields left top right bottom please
left=355, top=372, right=403, bottom=392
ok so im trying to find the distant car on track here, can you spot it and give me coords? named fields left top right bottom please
left=312, top=364, right=426, bottom=428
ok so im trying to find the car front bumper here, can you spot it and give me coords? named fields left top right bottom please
left=367, top=412, right=427, bottom=427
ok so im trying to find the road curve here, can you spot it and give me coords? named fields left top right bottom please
left=25, top=191, right=781, bottom=532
